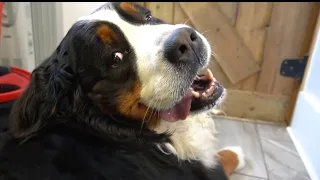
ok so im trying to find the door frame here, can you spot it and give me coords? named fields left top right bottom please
left=287, top=10, right=320, bottom=180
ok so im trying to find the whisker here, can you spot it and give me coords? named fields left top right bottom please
left=182, top=19, right=190, bottom=25
left=201, top=29, right=211, bottom=35
left=140, top=100, right=153, bottom=132
left=148, top=98, right=159, bottom=123
left=149, top=90, right=170, bottom=124
left=155, top=98, right=163, bottom=121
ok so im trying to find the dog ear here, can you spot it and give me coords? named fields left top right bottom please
left=8, top=36, right=77, bottom=139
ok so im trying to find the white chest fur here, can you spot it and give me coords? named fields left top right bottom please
left=155, top=112, right=219, bottom=168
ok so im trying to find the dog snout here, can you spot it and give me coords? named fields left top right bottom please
left=163, top=27, right=202, bottom=63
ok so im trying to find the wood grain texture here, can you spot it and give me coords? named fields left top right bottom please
left=217, top=2, right=238, bottom=26
left=173, top=3, right=192, bottom=26
left=286, top=3, right=320, bottom=124
left=219, top=89, right=289, bottom=124
left=180, top=2, right=260, bottom=85
left=300, top=3, right=320, bottom=91
left=173, top=3, right=232, bottom=88
left=256, top=2, right=315, bottom=95
left=217, top=2, right=240, bottom=89
left=235, top=2, right=273, bottom=91
left=145, top=2, right=174, bottom=24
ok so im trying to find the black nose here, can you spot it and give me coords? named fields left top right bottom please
left=164, top=27, right=201, bottom=63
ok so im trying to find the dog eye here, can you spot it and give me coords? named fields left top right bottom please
left=145, top=14, right=153, bottom=21
left=111, top=52, right=124, bottom=68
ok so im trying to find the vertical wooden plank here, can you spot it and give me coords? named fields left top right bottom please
left=180, top=2, right=260, bottom=85
left=173, top=3, right=232, bottom=88
left=145, top=2, right=174, bottom=24
left=286, top=3, right=320, bottom=125
left=235, top=2, right=273, bottom=91
left=211, top=2, right=238, bottom=88
left=173, top=3, right=193, bottom=26
left=256, top=2, right=315, bottom=95
left=217, top=2, right=238, bottom=26
left=273, top=3, right=315, bottom=95
left=300, top=3, right=320, bottom=60
left=217, top=2, right=239, bottom=89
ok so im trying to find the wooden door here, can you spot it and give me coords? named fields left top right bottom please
left=137, top=2, right=320, bottom=125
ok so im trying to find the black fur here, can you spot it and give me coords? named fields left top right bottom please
left=0, top=121, right=227, bottom=180
left=0, top=3, right=228, bottom=180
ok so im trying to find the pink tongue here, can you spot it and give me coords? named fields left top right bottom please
left=159, top=89, right=193, bottom=122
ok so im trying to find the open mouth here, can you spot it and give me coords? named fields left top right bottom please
left=158, top=69, right=225, bottom=122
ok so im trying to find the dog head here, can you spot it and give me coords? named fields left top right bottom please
left=9, top=2, right=226, bottom=138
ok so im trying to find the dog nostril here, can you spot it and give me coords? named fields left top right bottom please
left=190, top=31, right=197, bottom=41
left=164, top=27, right=201, bottom=63
left=179, top=44, right=188, bottom=55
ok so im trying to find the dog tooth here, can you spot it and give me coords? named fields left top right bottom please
left=206, top=69, right=214, bottom=81
left=206, top=85, right=215, bottom=94
left=213, top=77, right=217, bottom=82
left=192, top=91, right=200, bottom=98
left=210, top=80, right=215, bottom=86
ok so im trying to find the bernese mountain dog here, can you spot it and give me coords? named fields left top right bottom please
left=0, top=2, right=245, bottom=180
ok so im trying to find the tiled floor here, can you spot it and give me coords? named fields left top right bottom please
left=213, top=117, right=310, bottom=180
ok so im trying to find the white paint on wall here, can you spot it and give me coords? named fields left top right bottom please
left=290, top=24, right=320, bottom=180
left=0, top=2, right=35, bottom=71
left=60, top=2, right=106, bottom=37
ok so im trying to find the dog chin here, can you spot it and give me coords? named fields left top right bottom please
left=140, top=69, right=225, bottom=123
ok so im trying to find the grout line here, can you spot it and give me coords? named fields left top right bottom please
left=256, top=123, right=270, bottom=180
left=266, top=139, right=299, bottom=157
left=216, top=117, right=270, bottom=179
left=234, top=172, right=268, bottom=180
left=259, top=137, right=295, bottom=143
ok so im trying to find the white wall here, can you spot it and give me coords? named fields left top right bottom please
left=60, top=2, right=106, bottom=36
left=1, top=2, right=103, bottom=70
left=289, top=25, right=320, bottom=180
left=0, top=2, right=35, bottom=71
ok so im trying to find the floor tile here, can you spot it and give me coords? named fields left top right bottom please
left=260, top=139, right=310, bottom=180
left=257, top=123, right=291, bottom=141
left=214, top=118, right=268, bottom=179
left=230, top=173, right=267, bottom=180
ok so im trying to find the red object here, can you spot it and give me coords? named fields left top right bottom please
left=0, top=2, right=3, bottom=41
left=0, top=67, right=31, bottom=103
